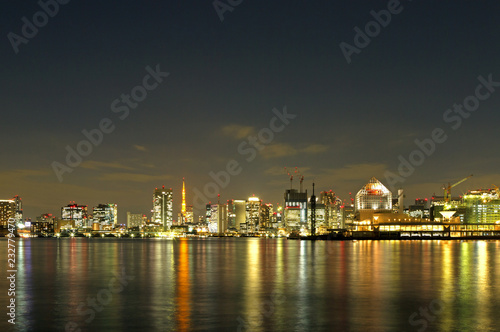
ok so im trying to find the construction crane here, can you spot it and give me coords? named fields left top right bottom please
left=295, top=167, right=305, bottom=193
left=443, top=174, right=473, bottom=203
left=284, top=167, right=293, bottom=190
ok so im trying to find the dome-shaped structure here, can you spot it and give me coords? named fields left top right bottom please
left=355, top=177, right=392, bottom=211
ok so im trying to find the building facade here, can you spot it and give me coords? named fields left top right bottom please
left=61, top=203, right=88, bottom=228
left=284, top=189, right=308, bottom=230
left=153, top=186, right=173, bottom=230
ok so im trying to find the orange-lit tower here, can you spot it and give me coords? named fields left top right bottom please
left=181, top=178, right=186, bottom=223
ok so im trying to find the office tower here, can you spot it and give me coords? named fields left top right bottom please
left=33, top=213, right=56, bottom=234
left=408, top=198, right=430, bottom=218
left=0, top=199, right=16, bottom=229
left=61, top=202, right=88, bottom=228
left=209, top=203, right=227, bottom=234
left=284, top=189, right=308, bottom=230
left=463, top=188, right=500, bottom=223
left=204, top=203, right=211, bottom=224
left=259, top=203, right=272, bottom=230
left=13, top=195, right=22, bottom=223
left=227, top=200, right=236, bottom=229
left=246, top=196, right=261, bottom=233
left=93, top=204, right=118, bottom=228
left=320, top=190, right=344, bottom=228
left=127, top=212, right=144, bottom=228
left=308, top=201, right=326, bottom=229
left=153, top=186, right=173, bottom=230
left=185, top=205, right=194, bottom=224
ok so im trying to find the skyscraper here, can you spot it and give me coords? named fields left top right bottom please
left=284, top=189, right=308, bottom=230
left=93, top=204, right=118, bottom=228
left=209, top=202, right=227, bottom=234
left=0, top=199, right=15, bottom=229
left=246, top=196, right=261, bottom=233
left=61, top=202, right=88, bottom=228
left=127, top=212, right=144, bottom=228
left=13, top=195, right=22, bottom=223
left=153, top=186, right=173, bottom=230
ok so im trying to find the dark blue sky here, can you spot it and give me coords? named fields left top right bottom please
left=1, top=1, right=500, bottom=222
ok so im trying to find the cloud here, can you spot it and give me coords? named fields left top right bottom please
left=80, top=161, right=135, bottom=171
left=96, top=172, right=171, bottom=182
left=221, top=124, right=255, bottom=139
left=261, top=143, right=298, bottom=159
left=264, top=166, right=312, bottom=177
left=133, top=144, right=147, bottom=152
left=322, top=163, right=389, bottom=182
left=260, top=143, right=329, bottom=159
left=301, top=144, right=329, bottom=154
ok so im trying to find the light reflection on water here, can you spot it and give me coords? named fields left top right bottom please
left=1, top=239, right=500, bottom=331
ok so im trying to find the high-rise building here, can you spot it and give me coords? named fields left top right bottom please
left=320, top=191, right=344, bottom=228
left=284, top=189, right=308, bottom=230
left=246, top=196, right=261, bottom=233
left=0, top=199, right=15, bottom=229
left=127, top=212, right=144, bottom=228
left=209, top=203, right=227, bottom=234
left=33, top=213, right=56, bottom=234
left=153, top=186, right=173, bottom=230
left=13, top=195, right=22, bottom=223
left=185, top=205, right=194, bottom=224
left=308, top=201, right=326, bottom=229
left=259, top=203, right=272, bottom=230
left=61, top=203, right=88, bottom=228
left=205, top=203, right=212, bottom=224
left=463, top=188, right=500, bottom=223
left=93, top=204, right=118, bottom=227
left=226, top=199, right=245, bottom=230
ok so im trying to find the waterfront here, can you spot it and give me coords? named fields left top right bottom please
left=1, top=238, right=500, bottom=331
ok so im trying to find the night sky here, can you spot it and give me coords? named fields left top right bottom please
left=1, top=1, right=500, bottom=223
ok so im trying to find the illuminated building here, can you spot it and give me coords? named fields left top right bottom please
left=32, top=213, right=55, bottom=234
left=259, top=203, right=272, bottom=230
left=408, top=198, right=430, bottom=219
left=463, top=188, right=500, bottom=223
left=273, top=204, right=283, bottom=228
left=209, top=203, right=227, bottom=234
left=54, top=219, right=75, bottom=233
left=284, top=189, right=307, bottom=230
left=430, top=195, right=465, bottom=222
left=0, top=199, right=15, bottom=229
left=153, top=186, right=173, bottom=230
left=308, top=201, right=326, bottom=229
left=185, top=205, right=194, bottom=224
left=93, top=204, right=118, bottom=228
left=127, top=212, right=144, bottom=228
left=320, top=191, right=344, bottom=229
left=355, top=177, right=392, bottom=222
left=246, top=196, right=261, bottom=233
left=61, top=202, right=88, bottom=228
left=227, top=200, right=236, bottom=229
left=13, top=195, right=23, bottom=223
left=205, top=204, right=211, bottom=223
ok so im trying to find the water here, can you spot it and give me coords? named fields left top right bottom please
left=1, top=238, right=500, bottom=331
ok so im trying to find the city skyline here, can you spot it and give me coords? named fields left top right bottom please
left=1, top=1, right=500, bottom=225
left=1, top=173, right=485, bottom=225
